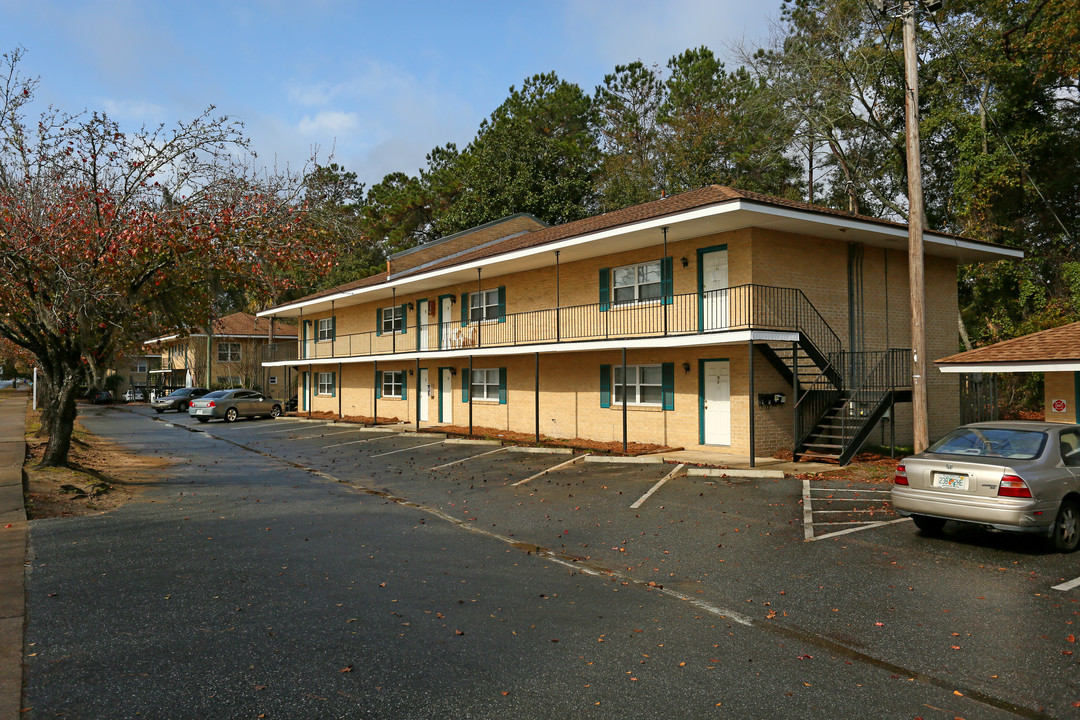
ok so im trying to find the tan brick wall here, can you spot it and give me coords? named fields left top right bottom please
left=1045, top=372, right=1077, bottom=424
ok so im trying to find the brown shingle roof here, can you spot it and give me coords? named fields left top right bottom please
left=278, top=184, right=995, bottom=310
left=210, top=312, right=297, bottom=337
left=937, top=321, right=1080, bottom=365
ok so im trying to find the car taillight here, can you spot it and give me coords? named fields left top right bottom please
left=894, top=464, right=908, bottom=485
left=206, top=401, right=215, bottom=408
left=998, top=474, right=1032, bottom=498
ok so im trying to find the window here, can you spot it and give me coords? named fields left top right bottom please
left=471, top=368, right=500, bottom=401
left=613, top=365, right=663, bottom=405
left=217, top=342, right=241, bottom=362
left=601, top=363, right=674, bottom=410
left=133, top=362, right=148, bottom=373
left=469, top=289, right=500, bottom=323
left=380, top=306, right=404, bottom=334
left=613, top=261, right=662, bottom=304
left=268, top=376, right=278, bottom=385
left=381, top=370, right=403, bottom=398
left=317, top=317, right=335, bottom=341
left=317, top=372, right=335, bottom=396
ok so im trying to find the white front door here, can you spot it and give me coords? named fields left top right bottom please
left=702, top=360, right=731, bottom=445
left=418, top=300, right=430, bottom=351
left=440, top=297, right=454, bottom=350
left=440, top=368, right=453, bottom=424
left=701, top=249, right=729, bottom=330
left=419, top=368, right=430, bottom=421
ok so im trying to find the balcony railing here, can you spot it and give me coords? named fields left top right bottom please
left=263, top=283, right=841, bottom=364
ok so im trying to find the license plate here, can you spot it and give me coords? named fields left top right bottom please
left=934, top=473, right=968, bottom=490
left=196, top=408, right=209, bottom=415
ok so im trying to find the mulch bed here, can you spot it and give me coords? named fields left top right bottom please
left=420, top=424, right=678, bottom=456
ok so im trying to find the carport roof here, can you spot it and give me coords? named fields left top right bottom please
left=937, top=321, right=1080, bottom=372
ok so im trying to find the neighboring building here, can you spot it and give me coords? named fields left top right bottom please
left=937, top=321, right=1080, bottom=423
left=258, top=186, right=1020, bottom=462
left=110, top=351, right=162, bottom=400
left=146, top=312, right=297, bottom=393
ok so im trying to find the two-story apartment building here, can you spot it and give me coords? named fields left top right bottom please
left=147, top=312, right=297, bottom=393
left=258, top=186, right=1020, bottom=462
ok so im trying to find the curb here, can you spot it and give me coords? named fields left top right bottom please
left=504, top=446, right=573, bottom=455
left=686, top=467, right=786, bottom=479
left=583, top=455, right=664, bottom=465
left=0, top=392, right=28, bottom=720
left=445, top=438, right=502, bottom=446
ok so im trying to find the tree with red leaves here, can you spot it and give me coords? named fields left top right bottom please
left=0, top=48, right=328, bottom=466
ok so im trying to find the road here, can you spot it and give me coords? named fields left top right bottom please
left=22, top=406, right=1080, bottom=718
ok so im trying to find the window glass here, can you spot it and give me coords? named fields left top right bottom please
left=928, top=427, right=1047, bottom=459
left=612, top=261, right=662, bottom=304
left=381, top=307, right=403, bottom=333
left=318, top=372, right=335, bottom=395
left=382, top=371, right=403, bottom=398
left=611, top=364, right=663, bottom=406
left=217, top=343, right=241, bottom=362
left=317, top=318, right=334, bottom=341
left=1060, top=430, right=1080, bottom=466
left=469, top=289, right=500, bottom=322
left=471, top=368, right=500, bottom=401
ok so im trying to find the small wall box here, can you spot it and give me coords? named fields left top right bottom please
left=758, top=393, right=786, bottom=407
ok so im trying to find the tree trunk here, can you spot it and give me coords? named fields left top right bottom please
left=38, top=365, right=81, bottom=467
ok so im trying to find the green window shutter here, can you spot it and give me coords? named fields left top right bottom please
left=375, top=309, right=383, bottom=336
left=331, top=373, right=337, bottom=398
left=462, top=370, right=470, bottom=403
left=375, top=370, right=383, bottom=399
left=497, top=287, right=506, bottom=323
left=498, top=367, right=507, bottom=404
left=330, top=317, right=336, bottom=341
left=461, top=293, right=469, bottom=327
left=399, top=304, right=408, bottom=334
left=661, top=257, right=674, bottom=306
left=600, top=364, right=611, bottom=408
left=662, top=362, right=675, bottom=410
left=599, top=269, right=610, bottom=312
left=401, top=373, right=407, bottom=400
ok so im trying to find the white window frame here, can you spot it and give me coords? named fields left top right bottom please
left=268, top=376, right=278, bottom=385
left=469, top=289, right=500, bottom=323
left=471, top=368, right=500, bottom=401
left=613, top=364, right=663, bottom=406
left=317, top=318, right=334, bottom=341
left=382, top=370, right=404, bottom=398
left=134, top=362, right=148, bottom=373
left=217, top=342, right=241, bottom=362
left=612, top=260, right=662, bottom=305
left=317, top=371, right=335, bottom=396
left=381, top=307, right=403, bottom=334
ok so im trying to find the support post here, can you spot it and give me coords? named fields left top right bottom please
left=748, top=340, right=756, bottom=468
left=468, top=355, right=474, bottom=436
left=338, top=362, right=343, bottom=419
left=622, top=348, right=628, bottom=455
left=307, top=363, right=313, bottom=418
left=476, top=268, right=483, bottom=348
left=534, top=352, right=540, bottom=443
left=392, top=288, right=397, bottom=354
left=903, top=0, right=929, bottom=453
left=415, top=358, right=421, bottom=431
left=662, top=226, right=669, bottom=337
left=792, top=340, right=800, bottom=461
left=373, top=360, right=378, bottom=427
left=555, top=251, right=561, bottom=342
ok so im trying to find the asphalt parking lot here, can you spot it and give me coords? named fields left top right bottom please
left=23, top=406, right=1080, bottom=718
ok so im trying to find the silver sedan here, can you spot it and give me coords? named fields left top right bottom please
left=187, top=389, right=284, bottom=423
left=892, top=421, right=1080, bottom=552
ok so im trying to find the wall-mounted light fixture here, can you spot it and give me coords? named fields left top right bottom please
left=409, top=368, right=414, bottom=376
left=408, top=302, right=414, bottom=310
left=449, top=367, right=457, bottom=376
left=682, top=362, right=691, bottom=374
left=680, top=257, right=689, bottom=268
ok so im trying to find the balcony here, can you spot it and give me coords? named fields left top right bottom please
left=262, top=283, right=841, bottom=365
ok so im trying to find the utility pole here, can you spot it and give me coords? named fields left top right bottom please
left=902, top=0, right=931, bottom=453
left=876, top=0, right=935, bottom=452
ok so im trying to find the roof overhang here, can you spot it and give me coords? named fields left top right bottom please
left=938, top=362, right=1080, bottom=374
left=261, top=199, right=1023, bottom=319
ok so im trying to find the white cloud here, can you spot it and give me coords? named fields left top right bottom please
left=99, top=98, right=168, bottom=125
left=297, top=110, right=361, bottom=137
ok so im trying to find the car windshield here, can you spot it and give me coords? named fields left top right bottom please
left=202, top=391, right=227, bottom=399
left=167, top=389, right=189, bottom=397
left=928, top=427, right=1047, bottom=459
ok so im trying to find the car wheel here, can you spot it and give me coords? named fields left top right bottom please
left=225, top=407, right=239, bottom=423
left=1050, top=499, right=1080, bottom=553
left=196, top=417, right=209, bottom=423
left=178, top=402, right=189, bottom=413
left=270, top=405, right=282, bottom=418
left=912, top=515, right=946, bottom=535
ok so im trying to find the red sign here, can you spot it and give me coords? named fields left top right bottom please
left=1052, top=399, right=1067, bottom=413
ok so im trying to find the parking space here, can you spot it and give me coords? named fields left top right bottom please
left=801, top=479, right=905, bottom=541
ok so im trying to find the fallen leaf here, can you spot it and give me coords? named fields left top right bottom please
left=340, top=665, right=353, bottom=673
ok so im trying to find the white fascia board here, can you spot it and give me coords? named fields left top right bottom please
left=938, top=362, right=1080, bottom=373
left=146, top=334, right=182, bottom=344
left=261, top=329, right=799, bottom=368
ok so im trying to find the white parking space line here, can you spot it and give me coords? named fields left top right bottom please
left=284, top=427, right=367, bottom=440
left=512, top=454, right=588, bottom=486
left=1053, top=576, right=1080, bottom=592
left=629, top=464, right=685, bottom=509
left=370, top=440, right=445, bottom=458
left=803, top=479, right=815, bottom=541
left=430, top=446, right=508, bottom=470
left=324, top=435, right=398, bottom=449
left=806, top=518, right=909, bottom=542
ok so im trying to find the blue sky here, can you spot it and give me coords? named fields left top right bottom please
left=2, top=0, right=784, bottom=189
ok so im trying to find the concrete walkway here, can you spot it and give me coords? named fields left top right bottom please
left=0, top=391, right=27, bottom=720
left=647, top=449, right=837, bottom=474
